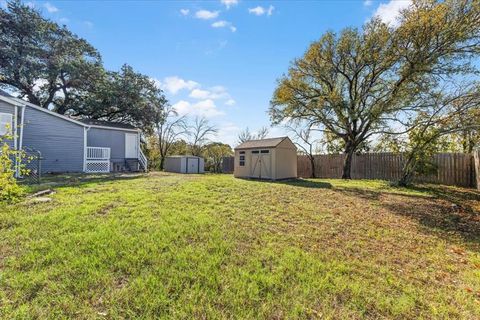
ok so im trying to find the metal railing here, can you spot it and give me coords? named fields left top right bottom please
left=139, top=149, right=148, bottom=172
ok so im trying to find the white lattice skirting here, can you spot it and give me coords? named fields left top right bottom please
left=85, top=160, right=111, bottom=173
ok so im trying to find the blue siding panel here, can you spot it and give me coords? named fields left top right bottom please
left=87, top=128, right=136, bottom=162
left=22, top=107, right=85, bottom=173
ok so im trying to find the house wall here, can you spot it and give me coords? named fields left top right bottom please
left=0, top=100, right=16, bottom=148
left=22, top=106, right=85, bottom=173
left=87, top=128, right=131, bottom=162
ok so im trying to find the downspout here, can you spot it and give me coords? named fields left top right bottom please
left=83, top=126, right=91, bottom=172
left=13, top=105, right=18, bottom=177
left=16, top=105, right=26, bottom=178
left=19, top=105, right=25, bottom=152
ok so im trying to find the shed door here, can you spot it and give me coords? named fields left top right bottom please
left=250, top=150, right=271, bottom=179
left=187, top=158, right=199, bottom=173
left=125, top=133, right=138, bottom=158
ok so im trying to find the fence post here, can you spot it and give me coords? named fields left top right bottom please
left=474, top=150, right=480, bottom=190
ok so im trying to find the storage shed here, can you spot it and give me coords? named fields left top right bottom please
left=164, top=156, right=205, bottom=174
left=234, top=137, right=297, bottom=180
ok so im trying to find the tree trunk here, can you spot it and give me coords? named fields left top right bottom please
left=309, top=156, right=316, bottom=178
left=398, top=153, right=416, bottom=187
left=342, top=145, right=355, bottom=179
left=159, top=156, right=165, bottom=171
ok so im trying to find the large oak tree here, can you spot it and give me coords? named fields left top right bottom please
left=270, top=0, right=480, bottom=179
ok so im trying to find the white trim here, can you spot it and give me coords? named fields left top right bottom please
left=0, top=95, right=25, bottom=107
left=19, top=105, right=25, bottom=152
left=87, top=124, right=140, bottom=133
left=16, top=99, right=88, bottom=127
left=13, top=105, right=18, bottom=150
left=83, top=127, right=89, bottom=172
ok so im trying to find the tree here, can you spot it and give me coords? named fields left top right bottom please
left=154, top=105, right=186, bottom=170
left=237, top=126, right=269, bottom=144
left=285, top=123, right=319, bottom=178
left=270, top=0, right=480, bottom=179
left=397, top=86, right=480, bottom=186
left=76, top=64, right=167, bottom=133
left=0, top=0, right=103, bottom=112
left=203, top=142, right=233, bottom=173
left=187, top=117, right=217, bottom=156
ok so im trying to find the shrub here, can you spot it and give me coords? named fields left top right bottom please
left=0, top=132, right=25, bottom=202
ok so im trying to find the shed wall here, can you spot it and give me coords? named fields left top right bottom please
left=164, top=157, right=184, bottom=173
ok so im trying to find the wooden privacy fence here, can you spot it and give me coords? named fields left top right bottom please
left=298, top=153, right=475, bottom=188
left=222, top=152, right=476, bottom=187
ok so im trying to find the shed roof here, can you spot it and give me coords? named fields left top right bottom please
left=235, top=137, right=289, bottom=149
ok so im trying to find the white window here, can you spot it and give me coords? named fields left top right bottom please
left=0, top=113, right=13, bottom=136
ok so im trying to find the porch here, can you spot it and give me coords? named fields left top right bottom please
left=84, top=146, right=147, bottom=173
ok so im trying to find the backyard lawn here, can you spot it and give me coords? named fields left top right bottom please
left=1, top=173, right=480, bottom=319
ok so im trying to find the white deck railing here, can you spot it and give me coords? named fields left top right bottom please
left=85, top=147, right=111, bottom=173
left=87, top=147, right=111, bottom=160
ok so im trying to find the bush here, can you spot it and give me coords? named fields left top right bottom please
left=0, top=133, right=25, bottom=202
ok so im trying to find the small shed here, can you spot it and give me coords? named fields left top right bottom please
left=164, top=156, right=205, bottom=174
left=234, top=137, right=297, bottom=180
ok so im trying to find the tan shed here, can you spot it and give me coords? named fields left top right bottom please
left=234, top=137, right=297, bottom=180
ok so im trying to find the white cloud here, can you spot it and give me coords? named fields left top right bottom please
left=189, top=89, right=211, bottom=100
left=173, top=99, right=224, bottom=118
left=211, top=20, right=236, bottom=32
left=364, top=0, right=373, bottom=6
left=248, top=6, right=265, bottom=15
left=225, top=99, right=236, bottom=106
left=195, top=10, right=220, bottom=20
left=44, top=2, right=58, bottom=13
left=373, top=0, right=412, bottom=25
left=221, top=0, right=238, bottom=9
left=189, top=86, right=230, bottom=100
left=180, top=8, right=190, bottom=16
left=212, top=20, right=228, bottom=28
left=267, top=5, right=274, bottom=16
left=158, top=76, right=200, bottom=95
left=248, top=5, right=274, bottom=16
left=217, top=122, right=241, bottom=146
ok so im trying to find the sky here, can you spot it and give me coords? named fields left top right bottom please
left=1, top=0, right=412, bottom=146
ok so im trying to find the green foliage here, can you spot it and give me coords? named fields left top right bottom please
left=0, top=0, right=102, bottom=111
left=0, top=1, right=167, bottom=133
left=0, top=133, right=24, bottom=202
left=270, top=0, right=480, bottom=178
left=78, top=64, right=167, bottom=133
left=203, top=142, right=233, bottom=172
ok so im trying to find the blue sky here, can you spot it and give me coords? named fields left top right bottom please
left=3, top=0, right=412, bottom=146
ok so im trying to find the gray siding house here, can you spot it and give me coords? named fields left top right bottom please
left=0, top=90, right=147, bottom=174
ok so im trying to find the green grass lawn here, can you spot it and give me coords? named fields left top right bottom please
left=1, top=173, right=480, bottom=319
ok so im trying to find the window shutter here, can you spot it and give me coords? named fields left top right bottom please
left=0, top=113, right=13, bottom=136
